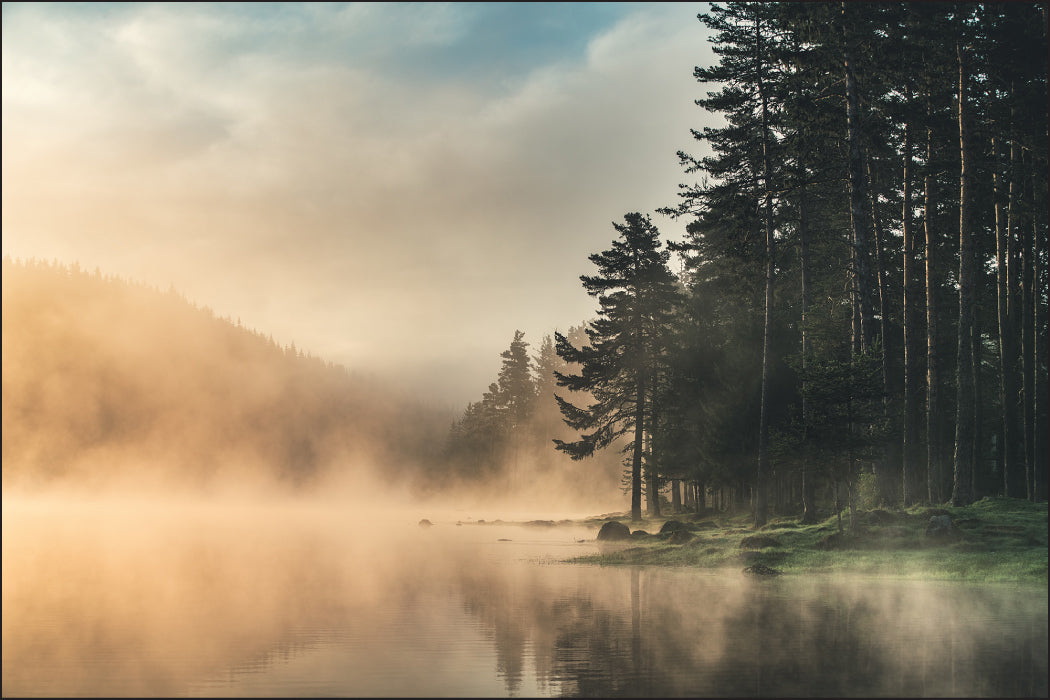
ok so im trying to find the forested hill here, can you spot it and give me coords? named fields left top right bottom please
left=1, top=258, right=448, bottom=490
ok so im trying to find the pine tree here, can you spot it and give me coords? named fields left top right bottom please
left=554, top=213, right=681, bottom=522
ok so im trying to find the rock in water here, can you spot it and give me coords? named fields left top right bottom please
left=744, top=564, right=782, bottom=576
left=596, top=521, right=632, bottom=541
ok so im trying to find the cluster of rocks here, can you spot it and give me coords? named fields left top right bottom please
left=595, top=518, right=703, bottom=544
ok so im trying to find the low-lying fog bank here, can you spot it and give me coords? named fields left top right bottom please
left=5, top=492, right=1046, bottom=697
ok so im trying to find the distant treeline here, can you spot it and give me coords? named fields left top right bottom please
left=436, top=328, right=625, bottom=498
left=451, top=3, right=1048, bottom=523
left=1, top=257, right=448, bottom=489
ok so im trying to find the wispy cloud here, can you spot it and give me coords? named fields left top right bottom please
left=2, top=2, right=715, bottom=405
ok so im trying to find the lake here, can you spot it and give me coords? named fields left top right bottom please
left=2, top=496, right=1046, bottom=697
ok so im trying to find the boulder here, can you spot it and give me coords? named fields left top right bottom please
left=631, top=529, right=650, bottom=538
left=418, top=519, right=433, bottom=527
left=596, top=520, right=632, bottom=541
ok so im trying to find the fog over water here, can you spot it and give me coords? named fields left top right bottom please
left=3, top=492, right=1046, bottom=698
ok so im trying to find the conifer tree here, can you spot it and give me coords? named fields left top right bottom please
left=554, top=213, right=681, bottom=522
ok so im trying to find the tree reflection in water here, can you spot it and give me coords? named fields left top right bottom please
left=3, top=507, right=1045, bottom=698
left=454, top=561, right=1046, bottom=698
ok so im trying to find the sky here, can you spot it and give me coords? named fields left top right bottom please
left=2, top=2, right=717, bottom=409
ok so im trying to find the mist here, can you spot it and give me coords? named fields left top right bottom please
left=1, top=258, right=629, bottom=520
left=5, top=492, right=1045, bottom=697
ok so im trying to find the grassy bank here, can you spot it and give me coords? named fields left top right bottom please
left=571, top=496, right=1048, bottom=584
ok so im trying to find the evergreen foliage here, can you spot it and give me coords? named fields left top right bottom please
left=552, top=213, right=682, bottom=521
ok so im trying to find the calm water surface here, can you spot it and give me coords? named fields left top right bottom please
left=2, top=497, right=1046, bottom=697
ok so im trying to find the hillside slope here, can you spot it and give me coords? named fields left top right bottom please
left=2, top=258, right=447, bottom=490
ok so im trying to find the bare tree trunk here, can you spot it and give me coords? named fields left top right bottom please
left=924, top=57, right=942, bottom=505
left=868, top=154, right=901, bottom=506
left=842, top=3, right=878, bottom=350
left=972, top=272, right=984, bottom=498
left=631, top=373, right=645, bottom=522
left=647, top=391, right=662, bottom=518
left=1033, top=162, right=1046, bottom=503
left=671, top=479, right=682, bottom=513
left=1021, top=151, right=1036, bottom=501
left=993, top=134, right=1020, bottom=498
left=755, top=14, right=773, bottom=528
left=952, top=41, right=975, bottom=507
left=902, top=109, right=922, bottom=506
left=799, top=176, right=818, bottom=523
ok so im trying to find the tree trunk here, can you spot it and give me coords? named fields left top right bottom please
left=902, top=109, right=922, bottom=506
left=671, top=479, right=682, bottom=513
left=799, top=176, right=818, bottom=523
left=631, top=373, right=645, bottom=522
left=755, top=13, right=773, bottom=528
left=1033, top=159, right=1046, bottom=503
left=993, top=134, right=1020, bottom=498
left=924, top=56, right=943, bottom=505
left=868, top=153, right=900, bottom=506
left=952, top=41, right=975, bottom=507
left=649, top=386, right=662, bottom=517
left=842, top=2, right=878, bottom=351
left=1021, top=151, right=1036, bottom=501
left=972, top=273, right=983, bottom=498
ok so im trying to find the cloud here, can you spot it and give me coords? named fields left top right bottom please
left=2, top=2, right=715, bottom=405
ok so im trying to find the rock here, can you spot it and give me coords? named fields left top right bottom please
left=744, top=564, right=782, bottom=576
left=659, top=520, right=689, bottom=535
left=693, top=520, right=719, bottom=530
left=925, top=514, right=957, bottom=540
left=596, top=521, right=632, bottom=541
left=739, top=534, right=780, bottom=549
left=631, top=529, right=650, bottom=538
left=418, top=519, right=433, bottom=527
left=668, top=530, right=694, bottom=545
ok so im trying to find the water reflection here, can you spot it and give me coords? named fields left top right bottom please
left=3, top=498, right=1046, bottom=697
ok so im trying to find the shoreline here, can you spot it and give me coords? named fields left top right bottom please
left=505, top=496, right=1047, bottom=585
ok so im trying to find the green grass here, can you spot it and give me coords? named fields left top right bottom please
left=571, top=496, right=1048, bottom=584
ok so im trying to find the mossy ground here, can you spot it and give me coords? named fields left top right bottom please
left=571, top=496, right=1048, bottom=584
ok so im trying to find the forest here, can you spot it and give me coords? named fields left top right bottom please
left=0, top=257, right=449, bottom=490
left=443, top=2, right=1048, bottom=524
